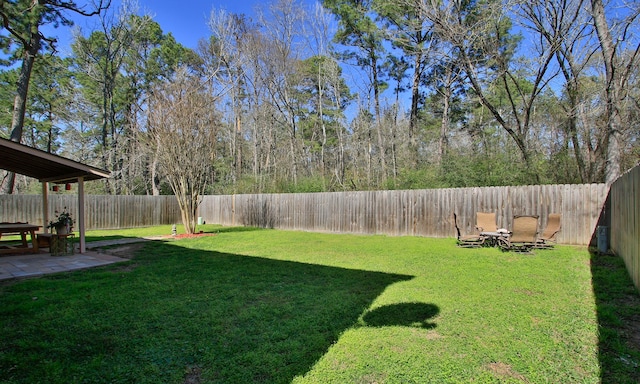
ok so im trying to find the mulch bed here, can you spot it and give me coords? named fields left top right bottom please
left=169, top=233, right=217, bottom=239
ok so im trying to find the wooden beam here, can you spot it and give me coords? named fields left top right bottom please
left=78, top=177, right=86, bottom=253
left=42, top=182, right=49, bottom=234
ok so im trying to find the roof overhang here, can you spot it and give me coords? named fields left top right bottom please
left=0, top=137, right=110, bottom=183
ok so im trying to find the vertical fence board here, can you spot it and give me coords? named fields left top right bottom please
left=1, top=176, right=635, bottom=290
left=1, top=183, right=612, bottom=246
left=0, top=195, right=181, bottom=230
left=197, top=184, right=610, bottom=245
left=610, top=166, right=640, bottom=292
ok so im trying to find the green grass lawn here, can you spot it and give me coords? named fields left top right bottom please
left=1, top=226, right=639, bottom=383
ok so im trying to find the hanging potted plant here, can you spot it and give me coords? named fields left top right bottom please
left=48, top=207, right=74, bottom=235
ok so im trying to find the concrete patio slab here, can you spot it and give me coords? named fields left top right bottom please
left=0, top=236, right=180, bottom=282
left=0, top=238, right=154, bottom=282
left=0, top=251, right=129, bottom=281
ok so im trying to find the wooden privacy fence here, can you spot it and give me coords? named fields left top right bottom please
left=1, top=184, right=609, bottom=245
left=610, top=165, right=640, bottom=292
left=0, top=195, right=181, bottom=230
left=199, top=184, right=608, bottom=245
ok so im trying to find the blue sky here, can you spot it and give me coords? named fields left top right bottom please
left=50, top=0, right=267, bottom=54
left=135, top=0, right=260, bottom=48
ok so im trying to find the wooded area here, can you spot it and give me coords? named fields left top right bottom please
left=1, top=0, right=639, bottom=198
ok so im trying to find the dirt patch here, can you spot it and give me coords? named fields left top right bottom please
left=423, top=330, right=443, bottom=340
left=486, top=362, right=528, bottom=382
left=169, top=233, right=218, bottom=240
left=514, top=288, right=541, bottom=296
left=623, top=313, right=640, bottom=353
left=183, top=365, right=202, bottom=384
left=102, top=242, right=147, bottom=259
left=110, top=263, right=139, bottom=273
left=355, top=372, right=387, bottom=384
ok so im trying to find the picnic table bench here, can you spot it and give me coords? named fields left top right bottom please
left=0, top=223, right=41, bottom=255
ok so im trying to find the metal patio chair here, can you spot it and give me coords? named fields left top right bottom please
left=499, top=215, right=539, bottom=254
left=535, top=213, right=561, bottom=249
left=454, top=213, right=485, bottom=248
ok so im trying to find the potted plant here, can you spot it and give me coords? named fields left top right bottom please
left=48, top=207, right=74, bottom=235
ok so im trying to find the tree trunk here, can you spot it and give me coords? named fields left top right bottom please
left=437, top=66, right=453, bottom=165
left=151, top=154, right=160, bottom=196
left=235, top=115, right=242, bottom=183
left=409, top=52, right=422, bottom=153
left=0, top=27, right=40, bottom=194
left=371, top=54, right=387, bottom=185
left=438, top=86, right=450, bottom=165
left=591, top=0, right=623, bottom=185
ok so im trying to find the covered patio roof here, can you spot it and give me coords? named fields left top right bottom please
left=0, top=137, right=110, bottom=183
left=0, top=137, right=111, bottom=254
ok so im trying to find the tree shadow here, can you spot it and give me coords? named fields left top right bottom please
left=0, top=240, right=414, bottom=384
left=590, top=249, right=640, bottom=383
left=361, top=302, right=439, bottom=329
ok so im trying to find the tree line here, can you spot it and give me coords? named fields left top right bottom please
left=2, top=0, right=639, bottom=197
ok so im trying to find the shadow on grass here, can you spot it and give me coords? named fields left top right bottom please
left=590, top=249, right=640, bottom=383
left=0, top=240, right=414, bottom=384
left=82, top=234, right=134, bottom=242
left=81, top=226, right=266, bottom=244
left=361, top=303, right=439, bottom=329
left=208, top=226, right=266, bottom=234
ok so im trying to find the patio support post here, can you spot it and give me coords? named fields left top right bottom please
left=78, top=177, right=86, bottom=253
left=42, top=182, right=49, bottom=233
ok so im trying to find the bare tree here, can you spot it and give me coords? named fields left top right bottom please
left=309, top=4, right=332, bottom=184
left=590, top=0, right=640, bottom=184
left=241, top=29, right=279, bottom=189
left=144, top=68, right=219, bottom=233
left=518, top=0, right=640, bottom=184
left=518, top=0, right=599, bottom=182
left=257, top=0, right=307, bottom=186
left=206, top=9, right=253, bottom=189
left=423, top=0, right=561, bottom=182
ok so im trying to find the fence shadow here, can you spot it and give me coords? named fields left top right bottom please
left=589, top=249, right=640, bottom=383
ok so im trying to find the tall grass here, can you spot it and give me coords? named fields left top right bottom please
left=1, top=227, right=638, bottom=383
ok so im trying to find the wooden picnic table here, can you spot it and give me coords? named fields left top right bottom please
left=0, top=223, right=41, bottom=255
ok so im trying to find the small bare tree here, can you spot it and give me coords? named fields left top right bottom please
left=144, top=67, right=219, bottom=233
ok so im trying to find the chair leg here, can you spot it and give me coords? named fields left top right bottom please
left=497, top=238, right=510, bottom=252
left=513, top=244, right=534, bottom=254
